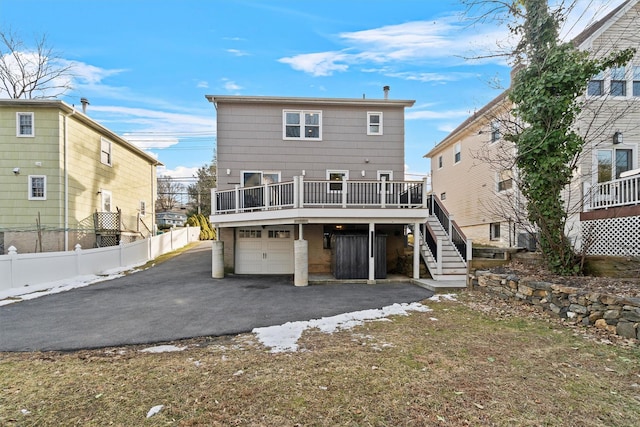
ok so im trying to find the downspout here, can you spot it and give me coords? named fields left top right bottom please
left=63, top=108, right=76, bottom=250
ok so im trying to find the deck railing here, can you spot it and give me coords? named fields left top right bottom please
left=212, top=177, right=427, bottom=214
left=584, top=173, right=640, bottom=211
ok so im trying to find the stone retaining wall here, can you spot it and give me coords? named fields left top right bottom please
left=470, top=271, right=640, bottom=341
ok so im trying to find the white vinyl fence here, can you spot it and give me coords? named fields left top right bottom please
left=0, top=226, right=201, bottom=292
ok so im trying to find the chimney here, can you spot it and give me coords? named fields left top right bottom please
left=80, top=97, right=89, bottom=114
left=383, top=86, right=390, bottom=100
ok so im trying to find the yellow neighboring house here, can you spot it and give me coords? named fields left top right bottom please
left=426, top=0, right=640, bottom=256
left=0, top=99, right=162, bottom=254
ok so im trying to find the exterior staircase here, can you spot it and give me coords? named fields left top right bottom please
left=417, top=195, right=470, bottom=282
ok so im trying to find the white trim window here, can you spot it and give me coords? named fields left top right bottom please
left=587, top=71, right=605, bottom=96
left=633, top=66, right=640, bottom=97
left=454, top=142, right=461, bottom=164
left=283, top=110, right=322, bottom=140
left=610, top=66, right=627, bottom=97
left=28, top=175, right=46, bottom=200
left=437, top=155, right=443, bottom=169
left=367, top=112, right=383, bottom=135
left=327, top=170, right=348, bottom=192
left=17, top=112, right=34, bottom=137
left=140, top=200, right=147, bottom=216
left=490, top=222, right=501, bottom=241
left=101, top=137, right=112, bottom=166
left=497, top=169, right=513, bottom=192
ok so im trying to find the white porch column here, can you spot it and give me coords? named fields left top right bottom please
left=212, top=240, right=224, bottom=279
left=413, top=222, right=420, bottom=279
left=294, top=238, right=308, bottom=287
left=368, top=222, right=376, bottom=284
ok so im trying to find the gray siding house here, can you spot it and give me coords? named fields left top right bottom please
left=206, top=94, right=441, bottom=284
left=207, top=93, right=470, bottom=284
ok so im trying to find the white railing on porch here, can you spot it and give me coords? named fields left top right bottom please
left=212, top=177, right=428, bottom=214
left=583, top=173, right=640, bottom=210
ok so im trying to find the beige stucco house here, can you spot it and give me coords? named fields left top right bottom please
left=207, top=93, right=470, bottom=284
left=0, top=99, right=162, bottom=253
left=425, top=0, right=640, bottom=256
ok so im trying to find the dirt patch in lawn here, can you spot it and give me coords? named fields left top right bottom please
left=1, top=295, right=639, bottom=426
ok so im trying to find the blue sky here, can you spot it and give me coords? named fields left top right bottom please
left=1, top=0, right=622, bottom=180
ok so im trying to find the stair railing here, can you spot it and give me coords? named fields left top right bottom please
left=427, top=194, right=472, bottom=263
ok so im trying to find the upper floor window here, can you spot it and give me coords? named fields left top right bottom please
left=284, top=110, right=322, bottom=140
left=497, top=169, right=513, bottom=192
left=634, top=66, right=640, bottom=97
left=610, top=67, right=626, bottom=97
left=101, top=137, right=112, bottom=166
left=490, top=120, right=501, bottom=142
left=140, top=200, right=147, bottom=216
left=28, top=175, right=46, bottom=200
left=454, top=143, right=461, bottom=164
left=367, top=112, right=383, bottom=135
left=437, top=155, right=443, bottom=169
left=17, top=112, right=34, bottom=137
left=587, top=71, right=605, bottom=96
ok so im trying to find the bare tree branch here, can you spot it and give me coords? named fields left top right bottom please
left=0, top=28, right=74, bottom=99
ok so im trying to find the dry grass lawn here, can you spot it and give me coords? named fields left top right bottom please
left=1, top=293, right=639, bottom=426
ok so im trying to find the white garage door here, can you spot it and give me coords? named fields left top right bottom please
left=235, top=226, right=294, bottom=274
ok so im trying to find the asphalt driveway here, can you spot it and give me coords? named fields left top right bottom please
left=0, top=241, right=433, bottom=352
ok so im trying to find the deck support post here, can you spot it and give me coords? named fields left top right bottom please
left=413, top=222, right=420, bottom=279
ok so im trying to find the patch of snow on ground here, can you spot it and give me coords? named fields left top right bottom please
left=140, top=345, right=187, bottom=353
left=253, top=302, right=431, bottom=353
left=146, top=404, right=164, bottom=418
left=428, top=294, right=458, bottom=302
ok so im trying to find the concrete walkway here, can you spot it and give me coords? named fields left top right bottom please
left=0, top=242, right=434, bottom=352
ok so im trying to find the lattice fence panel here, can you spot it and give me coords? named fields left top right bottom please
left=581, top=215, right=640, bottom=256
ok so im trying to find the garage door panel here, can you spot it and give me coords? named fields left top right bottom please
left=236, top=227, right=293, bottom=274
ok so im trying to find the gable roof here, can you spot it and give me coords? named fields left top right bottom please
left=0, top=99, right=162, bottom=166
left=424, top=91, right=509, bottom=158
left=571, top=0, right=638, bottom=47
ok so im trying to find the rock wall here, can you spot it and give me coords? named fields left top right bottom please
left=470, top=271, right=640, bottom=341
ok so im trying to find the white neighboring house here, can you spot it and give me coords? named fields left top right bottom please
left=425, top=0, right=640, bottom=257
left=156, top=211, right=187, bottom=228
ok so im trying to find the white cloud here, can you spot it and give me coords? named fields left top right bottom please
left=278, top=1, right=623, bottom=78
left=279, top=51, right=351, bottom=76
left=227, top=48, right=249, bottom=57
left=157, top=165, right=200, bottom=179
left=222, top=79, right=243, bottom=91
left=196, top=80, right=209, bottom=88
left=89, top=105, right=215, bottom=134
left=385, top=71, right=478, bottom=83
left=123, top=135, right=180, bottom=150
left=278, top=16, right=514, bottom=77
left=65, top=60, right=127, bottom=85
left=437, top=123, right=458, bottom=133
